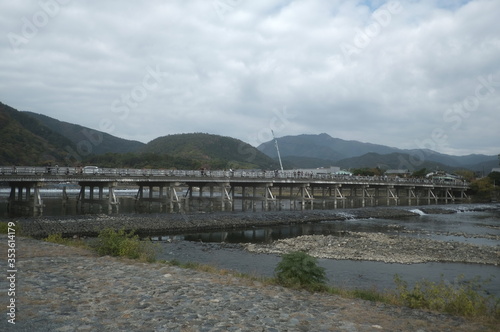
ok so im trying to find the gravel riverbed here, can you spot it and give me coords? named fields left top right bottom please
left=244, top=232, right=499, bottom=265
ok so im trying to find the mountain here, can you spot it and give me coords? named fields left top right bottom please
left=258, top=133, right=498, bottom=171
left=0, top=102, right=278, bottom=169
left=334, top=152, right=453, bottom=172
left=258, top=133, right=398, bottom=162
left=0, top=102, right=75, bottom=165
left=2, top=101, right=497, bottom=172
left=25, top=112, right=145, bottom=155
left=142, top=133, right=280, bottom=170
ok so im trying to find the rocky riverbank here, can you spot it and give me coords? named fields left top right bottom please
left=0, top=235, right=496, bottom=331
left=244, top=232, right=500, bottom=265
left=11, top=204, right=499, bottom=239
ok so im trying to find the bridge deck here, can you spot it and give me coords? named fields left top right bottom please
left=0, top=166, right=468, bottom=189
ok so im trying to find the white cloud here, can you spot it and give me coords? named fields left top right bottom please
left=0, top=0, right=499, bottom=156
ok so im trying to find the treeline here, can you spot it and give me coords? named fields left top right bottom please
left=82, top=152, right=201, bottom=170
left=469, top=171, right=500, bottom=202
left=83, top=152, right=272, bottom=170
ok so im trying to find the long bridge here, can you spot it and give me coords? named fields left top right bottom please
left=0, top=166, right=470, bottom=215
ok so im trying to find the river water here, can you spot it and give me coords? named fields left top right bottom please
left=152, top=205, right=500, bottom=296
left=1, top=189, right=499, bottom=295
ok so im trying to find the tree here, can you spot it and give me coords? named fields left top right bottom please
left=412, top=168, right=427, bottom=178
left=469, top=177, right=494, bottom=202
left=455, top=169, right=475, bottom=182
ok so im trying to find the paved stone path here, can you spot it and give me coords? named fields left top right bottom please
left=0, top=236, right=494, bottom=331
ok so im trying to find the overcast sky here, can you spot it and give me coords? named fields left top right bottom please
left=1, top=0, right=499, bottom=156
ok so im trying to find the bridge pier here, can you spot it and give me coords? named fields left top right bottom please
left=77, top=181, right=118, bottom=213
left=386, top=186, right=399, bottom=206
left=184, top=183, right=232, bottom=212
left=136, top=182, right=184, bottom=212
left=7, top=181, right=43, bottom=215
left=427, top=188, right=438, bottom=205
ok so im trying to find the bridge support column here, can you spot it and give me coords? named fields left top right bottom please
left=78, top=182, right=118, bottom=213
left=278, top=187, right=283, bottom=210
left=444, top=188, right=455, bottom=204
left=427, top=188, right=437, bottom=205
left=406, top=187, right=416, bottom=206
left=7, top=181, right=43, bottom=215
left=386, top=186, right=398, bottom=206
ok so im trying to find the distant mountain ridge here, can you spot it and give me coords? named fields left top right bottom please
left=1, top=101, right=496, bottom=172
left=257, top=133, right=498, bottom=172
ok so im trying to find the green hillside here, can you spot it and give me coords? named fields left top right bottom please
left=142, top=133, right=280, bottom=169
left=25, top=112, right=145, bottom=154
left=0, top=102, right=75, bottom=165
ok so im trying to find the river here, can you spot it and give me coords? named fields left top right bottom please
left=0, top=189, right=499, bottom=295
left=152, top=205, right=500, bottom=295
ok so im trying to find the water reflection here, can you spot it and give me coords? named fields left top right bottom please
left=151, top=211, right=500, bottom=247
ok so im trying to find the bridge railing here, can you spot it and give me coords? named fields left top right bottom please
left=0, top=166, right=468, bottom=187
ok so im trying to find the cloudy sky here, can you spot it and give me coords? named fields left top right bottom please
left=1, top=0, right=499, bottom=156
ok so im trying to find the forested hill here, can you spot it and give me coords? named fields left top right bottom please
left=141, top=133, right=280, bottom=169
left=0, top=102, right=75, bottom=165
left=0, top=102, right=279, bottom=169
left=25, top=112, right=145, bottom=155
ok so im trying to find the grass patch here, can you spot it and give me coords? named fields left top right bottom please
left=43, top=233, right=87, bottom=248
left=91, top=228, right=159, bottom=262
left=394, top=274, right=500, bottom=321
left=0, top=222, right=9, bottom=234
left=43, top=228, right=159, bottom=263
left=0, top=221, right=21, bottom=235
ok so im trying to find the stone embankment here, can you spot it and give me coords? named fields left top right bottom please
left=244, top=233, right=500, bottom=265
left=11, top=206, right=475, bottom=239
left=0, top=236, right=495, bottom=332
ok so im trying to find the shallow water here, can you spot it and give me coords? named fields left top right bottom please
left=157, top=238, right=500, bottom=295
left=153, top=205, right=500, bottom=295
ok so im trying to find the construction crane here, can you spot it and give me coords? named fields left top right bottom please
left=272, top=130, right=284, bottom=172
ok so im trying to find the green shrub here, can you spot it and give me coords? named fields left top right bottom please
left=394, top=274, right=500, bottom=319
left=94, top=228, right=158, bottom=262
left=275, top=251, right=328, bottom=291
left=0, top=221, right=21, bottom=235
left=0, top=222, right=9, bottom=234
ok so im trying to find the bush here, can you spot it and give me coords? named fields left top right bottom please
left=0, top=221, right=21, bottom=235
left=0, top=222, right=9, bottom=234
left=93, top=228, right=158, bottom=262
left=394, top=274, right=500, bottom=320
left=275, top=251, right=328, bottom=290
